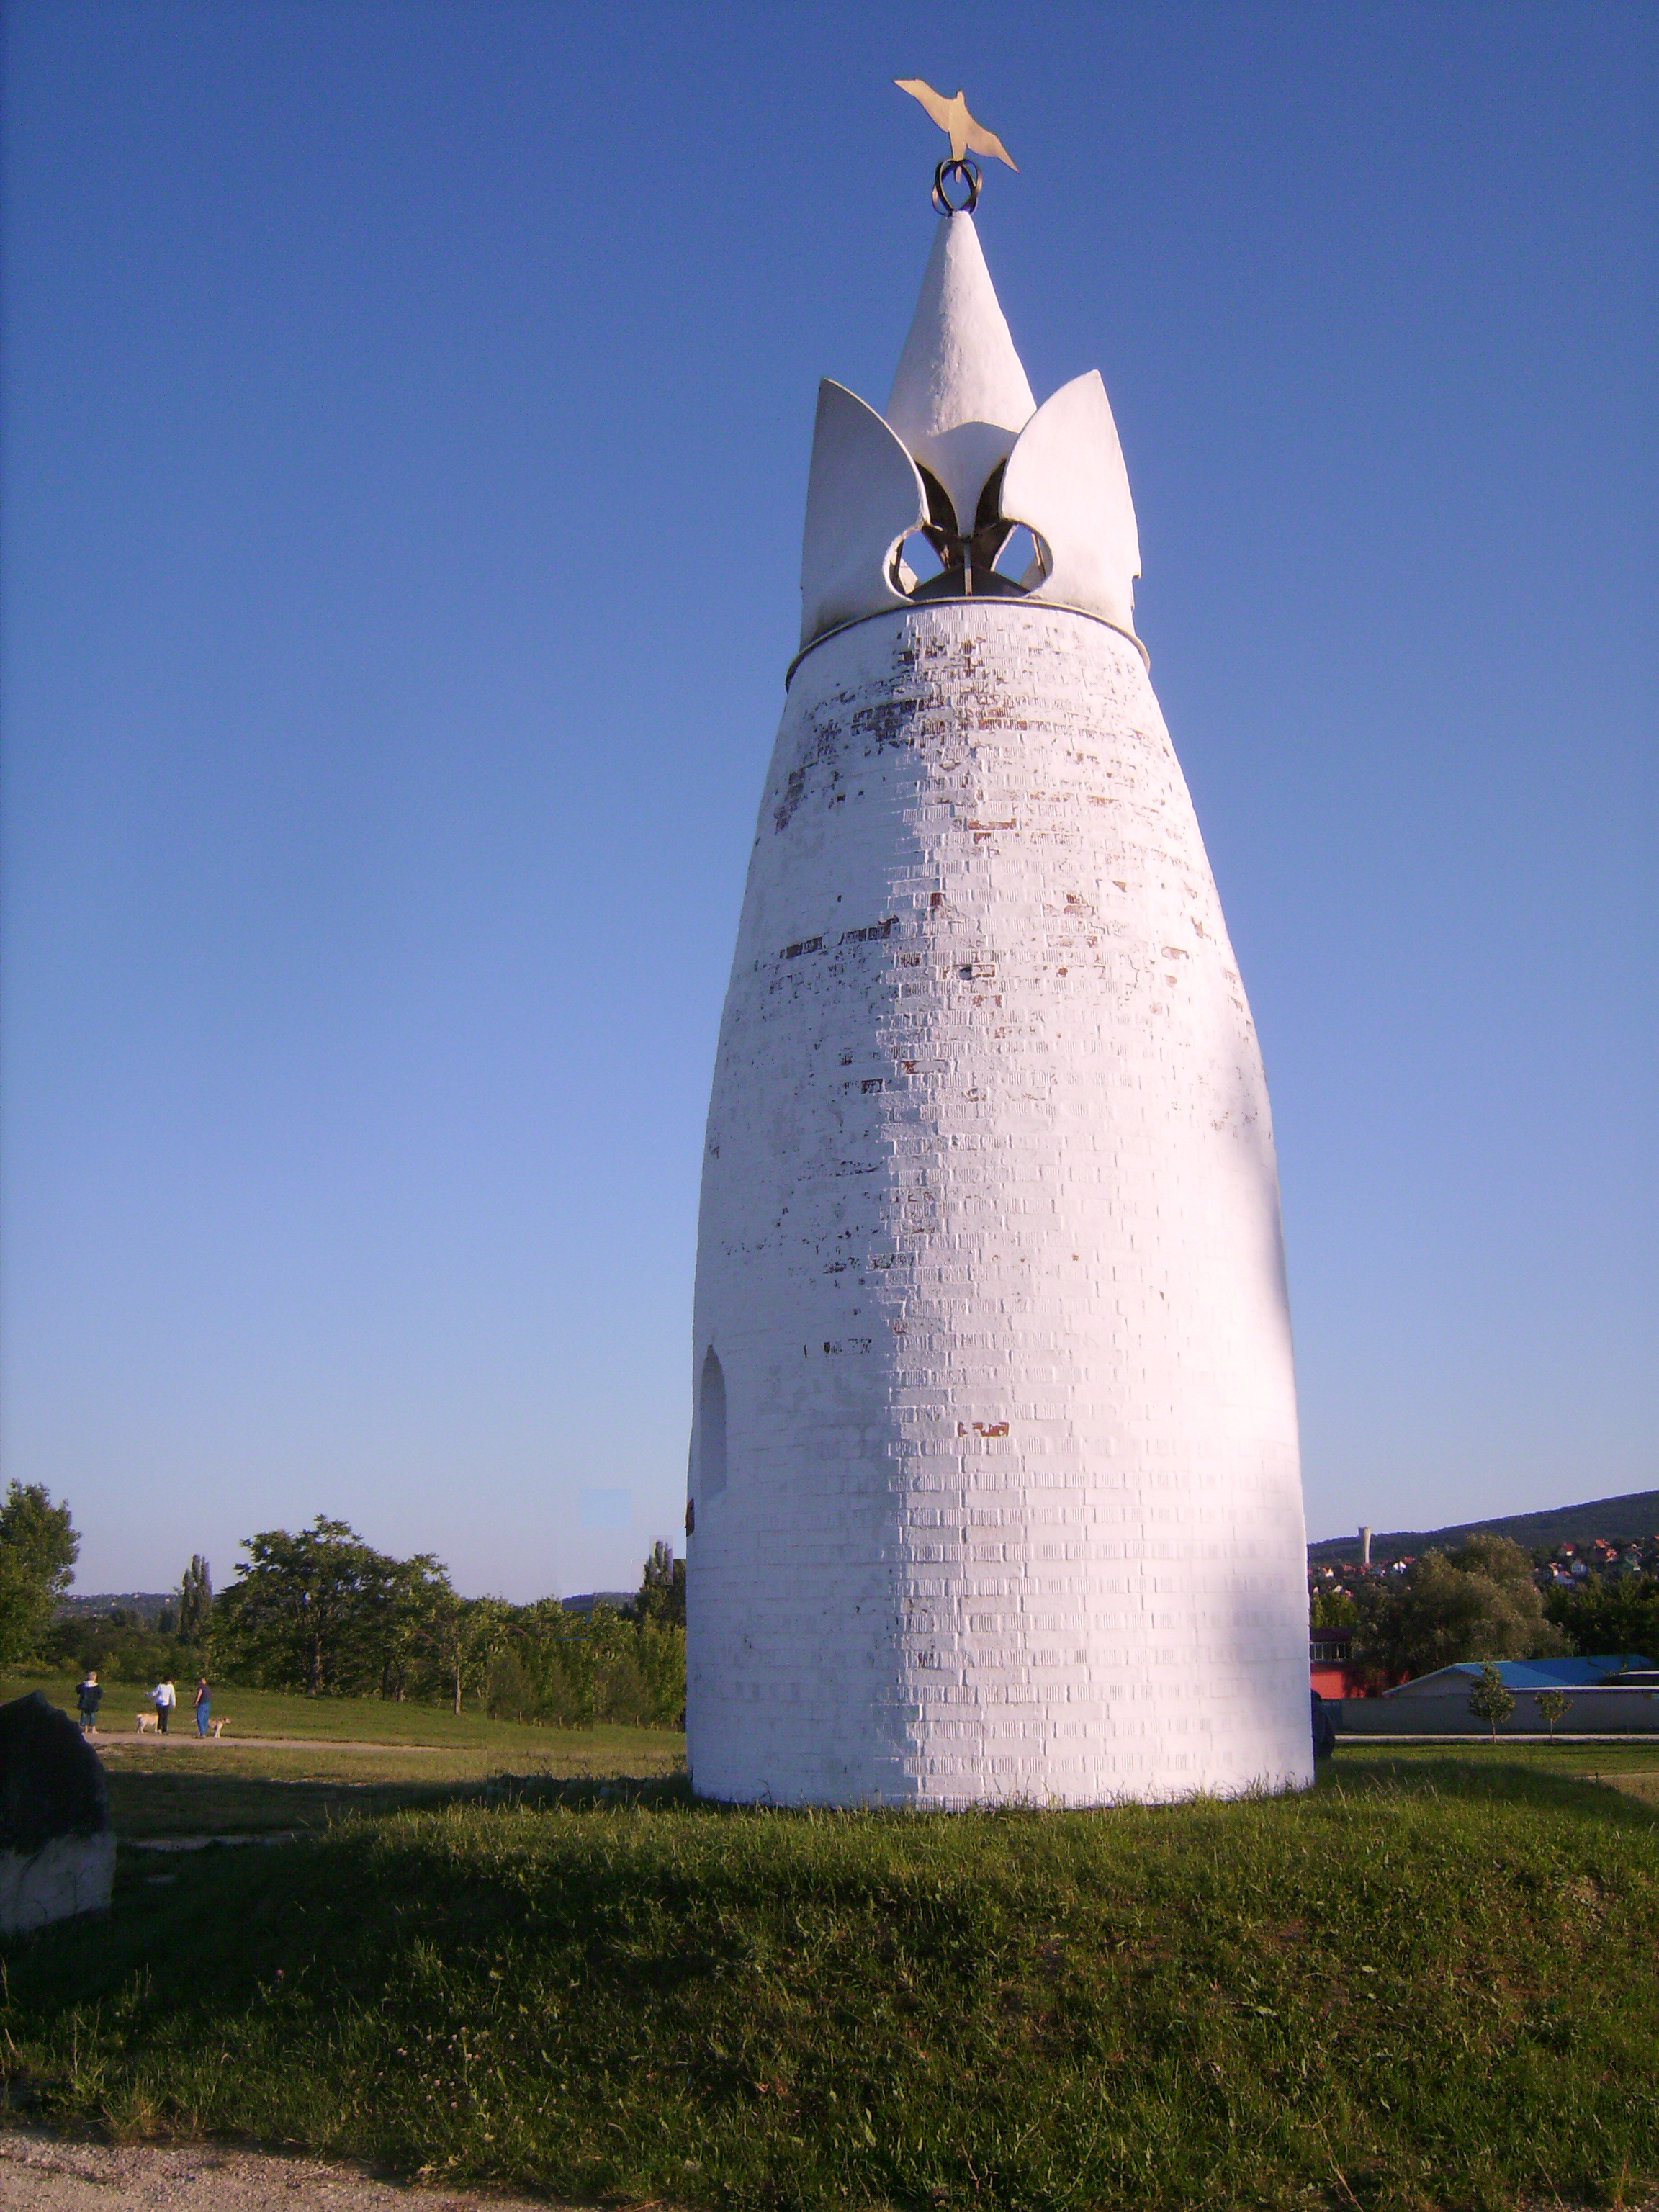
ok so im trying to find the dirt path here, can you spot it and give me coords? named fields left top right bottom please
left=0, top=2131, right=559, bottom=2210
left=0, top=2133, right=1647, bottom=2212
left=93, top=1735, right=450, bottom=1755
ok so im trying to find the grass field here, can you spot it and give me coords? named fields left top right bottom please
left=1339, top=1735, right=1659, bottom=1779
left=1, top=1671, right=673, bottom=1753
left=97, top=1747, right=688, bottom=1840
left=6, top=1748, right=1659, bottom=2210
left=0, top=1671, right=685, bottom=1840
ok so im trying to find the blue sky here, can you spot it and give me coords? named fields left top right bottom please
left=2, top=1, right=1653, bottom=1601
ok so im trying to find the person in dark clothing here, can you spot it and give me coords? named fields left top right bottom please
left=76, top=1671, right=102, bottom=1735
left=1310, top=1690, right=1336, bottom=1761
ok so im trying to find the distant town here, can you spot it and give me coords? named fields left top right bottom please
left=1305, top=1489, right=1659, bottom=1714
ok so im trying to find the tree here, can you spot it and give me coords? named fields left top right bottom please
left=215, top=1517, right=408, bottom=1694
left=373, top=1552, right=456, bottom=1701
left=1546, top=1574, right=1659, bottom=1663
left=1468, top=1660, right=1516, bottom=1743
left=636, top=1540, right=685, bottom=1629
left=178, top=1556, right=213, bottom=1642
left=1536, top=1688, right=1572, bottom=1741
left=1359, top=1536, right=1568, bottom=1682
left=1309, top=1586, right=1359, bottom=1631
left=425, top=1592, right=510, bottom=1717
left=0, top=1483, right=79, bottom=1665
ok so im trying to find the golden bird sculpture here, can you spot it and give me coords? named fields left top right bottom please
left=894, top=78, right=1017, bottom=171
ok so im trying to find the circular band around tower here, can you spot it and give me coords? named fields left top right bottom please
left=785, top=596, right=1150, bottom=691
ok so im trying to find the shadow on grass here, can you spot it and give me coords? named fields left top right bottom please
left=7, top=1753, right=1659, bottom=2211
left=1316, top=1749, right=1659, bottom=1824
left=104, top=1763, right=696, bottom=1838
left=102, top=1745, right=1659, bottom=1855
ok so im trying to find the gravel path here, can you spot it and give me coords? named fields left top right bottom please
left=0, top=2131, right=557, bottom=2209
left=92, top=1736, right=451, bottom=1755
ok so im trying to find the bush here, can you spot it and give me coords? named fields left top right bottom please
left=502, top=1601, right=685, bottom=1729
left=1547, top=1573, right=1659, bottom=1662
left=42, top=1617, right=190, bottom=1686
left=485, top=1647, right=537, bottom=1725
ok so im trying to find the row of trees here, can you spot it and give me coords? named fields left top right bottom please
left=1542, top=1573, right=1659, bottom=1661
left=0, top=1486, right=685, bottom=1725
left=17, top=1478, right=1655, bottom=1725
left=1, top=1484, right=685, bottom=1729
left=209, top=1519, right=685, bottom=1725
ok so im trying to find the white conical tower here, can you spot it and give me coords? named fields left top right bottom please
left=685, top=191, right=1312, bottom=1807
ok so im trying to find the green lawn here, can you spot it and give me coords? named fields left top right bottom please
left=1336, top=1733, right=1659, bottom=1774
left=2, top=1671, right=669, bottom=1753
left=6, top=1756, right=1659, bottom=2209
left=0, top=1671, right=685, bottom=1839
left=98, top=1744, right=687, bottom=1838
left=98, top=1737, right=685, bottom=1839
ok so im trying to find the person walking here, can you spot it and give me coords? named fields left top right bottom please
left=194, top=1676, right=211, bottom=1737
left=151, top=1676, right=176, bottom=1735
left=76, top=1670, right=102, bottom=1735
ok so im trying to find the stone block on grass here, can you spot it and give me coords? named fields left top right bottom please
left=0, top=1691, right=114, bottom=1933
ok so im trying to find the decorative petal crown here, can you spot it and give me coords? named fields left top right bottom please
left=797, top=215, right=1141, bottom=657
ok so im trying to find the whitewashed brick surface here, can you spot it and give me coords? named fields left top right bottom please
left=0, top=1830, right=114, bottom=1933
left=688, top=602, right=1312, bottom=1805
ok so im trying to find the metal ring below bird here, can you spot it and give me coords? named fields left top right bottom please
left=932, top=158, right=981, bottom=215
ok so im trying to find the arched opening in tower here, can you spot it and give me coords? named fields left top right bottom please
left=697, top=1348, right=728, bottom=1498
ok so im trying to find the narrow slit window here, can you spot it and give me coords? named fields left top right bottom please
left=698, top=1348, right=728, bottom=1496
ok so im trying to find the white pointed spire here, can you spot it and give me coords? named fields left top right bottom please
left=885, top=212, right=1035, bottom=532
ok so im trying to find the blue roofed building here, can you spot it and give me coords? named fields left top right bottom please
left=1383, top=1655, right=1650, bottom=1699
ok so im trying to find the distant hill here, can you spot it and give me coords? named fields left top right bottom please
left=1309, top=1489, right=1659, bottom=1568
left=61, top=1591, right=644, bottom=1622
left=55, top=1592, right=176, bottom=1624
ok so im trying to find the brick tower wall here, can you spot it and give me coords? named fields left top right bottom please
left=687, top=600, right=1312, bottom=1805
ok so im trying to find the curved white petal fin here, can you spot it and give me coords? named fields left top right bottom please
left=1000, top=370, right=1141, bottom=635
left=800, top=379, right=925, bottom=649
left=886, top=214, right=1035, bottom=531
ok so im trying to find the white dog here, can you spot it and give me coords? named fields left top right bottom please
left=135, top=1712, right=158, bottom=1734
